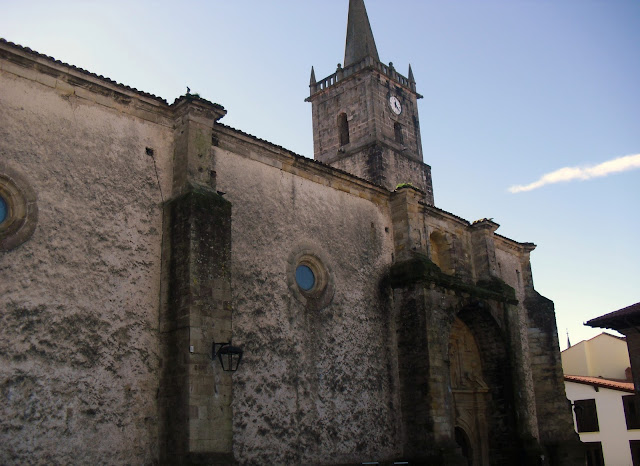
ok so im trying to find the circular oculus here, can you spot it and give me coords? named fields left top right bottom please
left=295, top=264, right=316, bottom=291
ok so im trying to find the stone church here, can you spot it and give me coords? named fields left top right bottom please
left=0, top=1, right=582, bottom=464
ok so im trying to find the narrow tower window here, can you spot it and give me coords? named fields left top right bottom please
left=338, top=113, right=350, bottom=146
left=394, top=122, right=404, bottom=144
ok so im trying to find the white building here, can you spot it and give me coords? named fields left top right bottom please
left=563, top=333, right=640, bottom=465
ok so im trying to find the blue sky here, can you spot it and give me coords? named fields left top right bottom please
left=1, top=0, right=638, bottom=349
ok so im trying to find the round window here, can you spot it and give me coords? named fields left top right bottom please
left=295, top=265, right=316, bottom=291
left=288, top=246, right=335, bottom=310
left=0, top=163, right=38, bottom=251
left=0, top=195, right=7, bottom=225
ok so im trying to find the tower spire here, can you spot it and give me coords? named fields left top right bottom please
left=344, top=0, right=380, bottom=68
left=310, top=66, right=316, bottom=86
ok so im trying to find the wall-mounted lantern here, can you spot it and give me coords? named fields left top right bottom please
left=212, top=341, right=243, bottom=372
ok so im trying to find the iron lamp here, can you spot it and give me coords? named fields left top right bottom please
left=212, top=341, right=243, bottom=372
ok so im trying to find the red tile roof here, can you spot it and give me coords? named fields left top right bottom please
left=564, top=374, right=635, bottom=393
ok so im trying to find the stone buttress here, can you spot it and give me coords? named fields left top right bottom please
left=158, top=96, right=236, bottom=464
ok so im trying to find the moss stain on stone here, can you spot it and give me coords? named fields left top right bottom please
left=386, top=254, right=517, bottom=304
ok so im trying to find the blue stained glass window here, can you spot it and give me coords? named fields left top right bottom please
left=295, top=265, right=315, bottom=291
left=0, top=195, right=7, bottom=224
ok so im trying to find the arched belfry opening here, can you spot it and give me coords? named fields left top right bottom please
left=451, top=303, right=520, bottom=465
left=338, top=113, right=349, bottom=146
left=394, top=122, right=404, bottom=144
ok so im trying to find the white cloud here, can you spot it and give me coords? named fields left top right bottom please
left=509, top=153, right=640, bottom=193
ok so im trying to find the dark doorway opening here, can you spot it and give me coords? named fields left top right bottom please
left=455, top=426, right=473, bottom=466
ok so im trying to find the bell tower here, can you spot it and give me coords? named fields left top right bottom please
left=307, top=0, right=434, bottom=204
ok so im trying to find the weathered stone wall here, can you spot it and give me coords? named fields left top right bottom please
left=0, top=37, right=583, bottom=465
left=213, top=128, right=401, bottom=464
left=422, top=209, right=474, bottom=282
left=495, top=240, right=582, bottom=460
left=389, top=202, right=558, bottom=461
left=388, top=261, right=527, bottom=464
left=159, top=188, right=234, bottom=464
left=495, top=247, right=523, bottom=298
left=525, top=292, right=583, bottom=461
left=309, top=66, right=434, bottom=204
left=311, top=70, right=422, bottom=164
left=495, top=244, right=540, bottom=440
left=369, top=72, right=423, bottom=162
left=0, top=53, right=173, bottom=464
left=331, top=146, right=434, bottom=204
left=311, top=73, right=373, bottom=163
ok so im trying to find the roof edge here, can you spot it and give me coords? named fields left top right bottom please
left=0, top=38, right=169, bottom=105
left=564, top=374, right=635, bottom=393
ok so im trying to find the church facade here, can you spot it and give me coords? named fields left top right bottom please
left=0, top=1, right=582, bottom=464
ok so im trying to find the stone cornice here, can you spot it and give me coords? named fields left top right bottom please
left=328, top=138, right=427, bottom=168
left=213, top=124, right=391, bottom=206
left=421, top=204, right=470, bottom=228
left=494, top=234, right=536, bottom=254
left=0, top=38, right=226, bottom=128
left=0, top=39, right=171, bottom=122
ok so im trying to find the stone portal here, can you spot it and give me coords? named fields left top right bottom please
left=449, top=317, right=490, bottom=466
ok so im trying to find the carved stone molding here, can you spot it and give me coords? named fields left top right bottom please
left=0, top=162, right=38, bottom=251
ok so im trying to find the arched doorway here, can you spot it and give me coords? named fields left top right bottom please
left=455, top=426, right=473, bottom=466
left=453, top=303, right=520, bottom=464
left=449, top=317, right=490, bottom=466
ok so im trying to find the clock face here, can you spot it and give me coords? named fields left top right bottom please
left=389, top=95, right=402, bottom=115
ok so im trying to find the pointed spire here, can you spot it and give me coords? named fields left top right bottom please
left=310, top=66, right=316, bottom=86
left=344, top=0, right=380, bottom=68
left=309, top=66, right=317, bottom=96
left=408, top=64, right=415, bottom=84
left=566, top=329, right=572, bottom=348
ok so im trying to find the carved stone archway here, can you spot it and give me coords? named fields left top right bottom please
left=449, top=317, right=490, bottom=466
